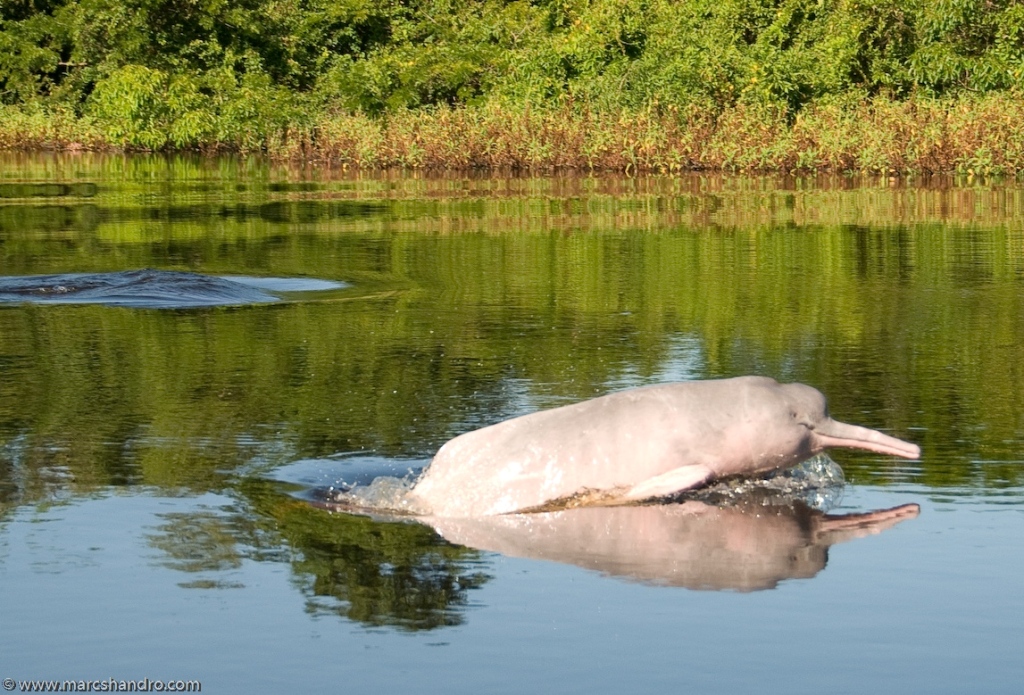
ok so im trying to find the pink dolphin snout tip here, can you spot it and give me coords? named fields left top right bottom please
left=816, top=419, right=921, bottom=460
left=901, top=442, right=922, bottom=460
left=888, top=440, right=922, bottom=460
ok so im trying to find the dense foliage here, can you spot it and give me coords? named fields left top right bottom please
left=2, top=0, right=1024, bottom=151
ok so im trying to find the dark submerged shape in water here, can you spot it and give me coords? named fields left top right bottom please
left=0, top=269, right=335, bottom=308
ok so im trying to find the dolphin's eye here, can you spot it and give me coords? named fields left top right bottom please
left=791, top=410, right=813, bottom=428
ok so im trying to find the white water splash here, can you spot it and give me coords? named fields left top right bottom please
left=688, top=454, right=845, bottom=511
left=330, top=475, right=429, bottom=515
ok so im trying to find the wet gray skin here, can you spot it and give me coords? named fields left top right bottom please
left=0, top=269, right=346, bottom=308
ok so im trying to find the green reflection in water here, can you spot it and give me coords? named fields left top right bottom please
left=1, top=153, right=1023, bottom=520
left=143, top=481, right=490, bottom=630
left=246, top=480, right=490, bottom=630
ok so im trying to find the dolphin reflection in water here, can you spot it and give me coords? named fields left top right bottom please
left=312, top=490, right=920, bottom=591
left=421, top=499, right=920, bottom=591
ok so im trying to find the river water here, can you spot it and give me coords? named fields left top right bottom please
left=1, top=154, right=1022, bottom=693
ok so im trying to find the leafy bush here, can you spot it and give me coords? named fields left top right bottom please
left=3, top=0, right=1024, bottom=151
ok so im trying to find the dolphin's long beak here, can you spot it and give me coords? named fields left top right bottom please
left=814, top=419, right=921, bottom=459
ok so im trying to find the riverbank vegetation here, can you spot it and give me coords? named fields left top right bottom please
left=3, top=0, right=1024, bottom=172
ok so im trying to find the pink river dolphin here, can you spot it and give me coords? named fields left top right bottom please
left=408, top=376, right=921, bottom=517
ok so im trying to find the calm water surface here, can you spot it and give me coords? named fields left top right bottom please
left=1, top=154, right=1022, bottom=693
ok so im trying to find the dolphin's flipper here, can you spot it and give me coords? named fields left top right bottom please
left=622, top=464, right=715, bottom=502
